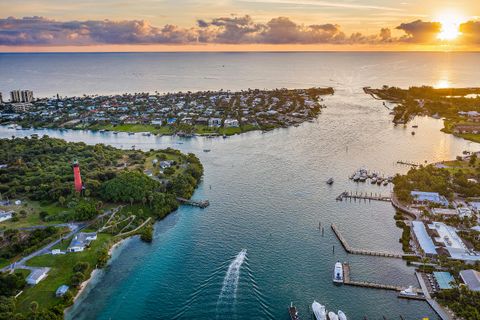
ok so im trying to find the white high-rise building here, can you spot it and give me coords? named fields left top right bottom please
left=10, top=90, right=34, bottom=103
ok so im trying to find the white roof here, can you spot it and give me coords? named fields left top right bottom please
left=460, top=270, right=480, bottom=291
left=429, top=222, right=480, bottom=261
left=412, top=221, right=437, bottom=255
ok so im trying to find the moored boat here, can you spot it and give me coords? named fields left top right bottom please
left=338, top=310, right=347, bottom=320
left=312, top=301, right=326, bottom=320
left=328, top=311, right=339, bottom=320
left=333, top=261, right=343, bottom=283
left=326, top=178, right=334, bottom=185
left=399, top=285, right=417, bottom=297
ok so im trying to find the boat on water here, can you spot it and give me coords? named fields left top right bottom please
left=399, top=285, right=418, bottom=297
left=128, top=132, right=135, bottom=135
left=411, top=131, right=415, bottom=135
left=370, top=177, right=377, bottom=184
left=383, top=180, right=389, bottom=186
left=203, top=149, right=211, bottom=152
left=288, top=302, right=300, bottom=320
left=333, top=261, right=343, bottom=283
left=352, top=173, right=360, bottom=182
left=312, top=301, right=326, bottom=320
left=338, top=311, right=347, bottom=320
left=113, top=131, right=118, bottom=134
left=412, top=125, right=418, bottom=128
left=326, top=178, right=334, bottom=185
left=376, top=178, right=383, bottom=185
left=328, top=311, right=339, bottom=320
left=142, top=132, right=151, bottom=136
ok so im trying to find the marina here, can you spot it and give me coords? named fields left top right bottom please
left=335, top=191, right=391, bottom=202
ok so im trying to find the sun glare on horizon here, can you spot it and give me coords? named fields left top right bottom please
left=436, top=13, right=464, bottom=41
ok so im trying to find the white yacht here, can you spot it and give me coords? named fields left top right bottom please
left=328, top=311, right=339, bottom=320
left=312, top=301, right=327, bottom=320
left=399, top=285, right=418, bottom=297
left=333, top=261, right=343, bottom=283
left=338, top=310, right=347, bottom=320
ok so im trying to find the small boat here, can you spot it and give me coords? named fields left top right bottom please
left=399, top=285, right=418, bottom=297
left=383, top=180, right=388, bottom=186
left=142, top=132, right=151, bottom=136
left=412, top=125, right=418, bottom=128
left=288, top=302, right=300, bottom=320
left=113, top=131, right=119, bottom=134
left=128, top=132, right=135, bottom=135
left=411, top=131, right=415, bottom=135
left=99, top=129, right=106, bottom=133
left=376, top=178, right=383, bottom=185
left=326, top=178, right=334, bottom=185
left=223, top=134, right=227, bottom=139
left=333, top=261, right=343, bottom=283
left=370, top=177, right=377, bottom=184
left=328, top=311, right=339, bottom=320
left=358, top=174, right=367, bottom=182
left=203, top=149, right=211, bottom=152
left=338, top=311, right=347, bottom=320
left=312, top=301, right=326, bottom=320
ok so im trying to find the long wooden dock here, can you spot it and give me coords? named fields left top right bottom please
left=336, top=191, right=391, bottom=202
left=331, top=224, right=415, bottom=259
left=396, top=160, right=421, bottom=167
left=176, top=197, right=210, bottom=208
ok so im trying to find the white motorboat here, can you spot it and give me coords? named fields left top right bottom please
left=399, top=285, right=418, bottom=297
left=312, top=301, right=327, bottom=320
left=338, top=310, right=347, bottom=320
left=328, top=311, right=339, bottom=320
left=333, top=261, right=343, bottom=283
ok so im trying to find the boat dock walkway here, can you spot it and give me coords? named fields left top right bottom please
left=342, top=263, right=423, bottom=298
left=415, top=272, right=454, bottom=320
left=396, top=160, right=421, bottom=167
left=176, top=197, right=210, bottom=208
left=336, top=191, right=391, bottom=202
left=331, top=224, right=414, bottom=259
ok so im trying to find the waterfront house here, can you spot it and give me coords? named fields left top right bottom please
left=56, top=285, right=69, bottom=297
left=410, top=191, right=449, bottom=206
left=224, top=118, right=239, bottom=128
left=460, top=269, right=480, bottom=291
left=159, top=160, right=173, bottom=169
left=208, top=118, right=222, bottom=128
left=67, top=232, right=97, bottom=253
left=453, top=124, right=480, bottom=134
left=26, top=268, right=49, bottom=285
left=0, top=210, right=13, bottom=222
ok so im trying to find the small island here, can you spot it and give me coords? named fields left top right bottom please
left=391, top=153, right=480, bottom=319
left=0, top=87, right=334, bottom=136
left=365, top=86, right=480, bottom=143
left=0, top=135, right=203, bottom=319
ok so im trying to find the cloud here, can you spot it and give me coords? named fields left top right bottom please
left=1, top=16, right=479, bottom=47
left=395, top=19, right=441, bottom=43
left=460, top=20, right=480, bottom=44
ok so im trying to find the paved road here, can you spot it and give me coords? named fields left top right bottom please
left=1, top=206, right=121, bottom=273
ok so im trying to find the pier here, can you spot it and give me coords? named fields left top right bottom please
left=396, top=160, right=421, bottom=167
left=342, top=263, right=424, bottom=298
left=331, top=224, right=415, bottom=259
left=336, top=191, right=391, bottom=202
left=176, top=197, right=210, bottom=208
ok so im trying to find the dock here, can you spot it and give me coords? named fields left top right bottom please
left=342, top=263, right=424, bottom=299
left=336, top=191, right=391, bottom=202
left=331, top=224, right=415, bottom=259
left=396, top=160, right=421, bottom=167
left=176, top=197, right=210, bottom=208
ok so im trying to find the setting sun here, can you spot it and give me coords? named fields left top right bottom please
left=437, top=13, right=463, bottom=40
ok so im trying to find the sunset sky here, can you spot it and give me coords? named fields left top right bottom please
left=0, top=0, right=479, bottom=51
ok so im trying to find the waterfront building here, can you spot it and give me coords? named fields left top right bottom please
left=56, top=285, right=69, bottom=297
left=427, top=222, right=480, bottom=262
left=460, top=269, right=480, bottom=291
left=208, top=117, right=222, bottom=127
left=11, top=102, right=33, bottom=113
left=411, top=221, right=437, bottom=257
left=224, top=118, right=240, bottom=128
left=10, top=90, right=34, bottom=103
left=410, top=191, right=449, bottom=206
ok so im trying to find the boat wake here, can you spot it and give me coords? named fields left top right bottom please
left=216, top=249, right=247, bottom=317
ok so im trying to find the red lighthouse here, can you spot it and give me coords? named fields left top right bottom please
left=73, top=160, right=83, bottom=193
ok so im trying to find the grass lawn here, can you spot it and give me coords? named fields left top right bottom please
left=90, top=123, right=174, bottom=135
left=17, top=233, right=113, bottom=313
left=0, top=201, right=67, bottom=230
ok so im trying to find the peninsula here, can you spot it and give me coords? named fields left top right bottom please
left=0, top=87, right=334, bottom=136
left=0, top=135, right=203, bottom=319
left=365, top=86, right=480, bottom=143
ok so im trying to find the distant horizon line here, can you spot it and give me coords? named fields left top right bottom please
left=1, top=50, right=479, bottom=54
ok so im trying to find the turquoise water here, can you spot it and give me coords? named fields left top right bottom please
left=1, top=52, right=479, bottom=319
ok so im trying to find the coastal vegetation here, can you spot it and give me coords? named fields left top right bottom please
left=0, top=136, right=203, bottom=319
left=365, top=86, right=480, bottom=143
